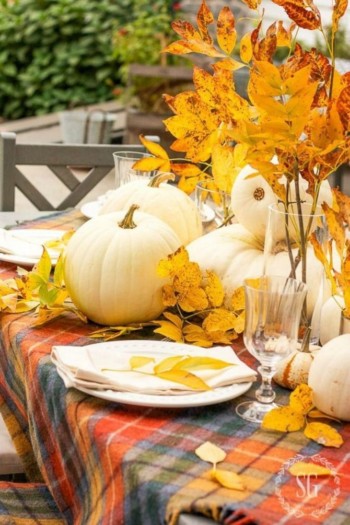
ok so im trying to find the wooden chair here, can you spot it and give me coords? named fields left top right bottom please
left=0, top=131, right=145, bottom=211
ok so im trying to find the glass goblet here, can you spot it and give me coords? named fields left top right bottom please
left=236, top=275, right=307, bottom=424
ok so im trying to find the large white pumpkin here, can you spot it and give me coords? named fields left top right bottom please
left=231, top=165, right=333, bottom=239
left=187, top=223, right=328, bottom=319
left=99, top=173, right=202, bottom=245
left=308, top=334, right=350, bottom=421
left=64, top=206, right=181, bottom=326
left=319, top=295, right=345, bottom=345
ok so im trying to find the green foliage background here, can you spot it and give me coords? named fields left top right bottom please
left=0, top=0, right=135, bottom=119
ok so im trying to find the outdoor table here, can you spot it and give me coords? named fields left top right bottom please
left=0, top=209, right=349, bottom=525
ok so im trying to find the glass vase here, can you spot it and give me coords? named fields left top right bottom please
left=263, top=203, right=328, bottom=344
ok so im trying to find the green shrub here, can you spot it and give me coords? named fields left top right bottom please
left=0, top=0, right=133, bottom=120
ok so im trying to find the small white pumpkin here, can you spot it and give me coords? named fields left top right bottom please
left=273, top=344, right=320, bottom=390
left=99, top=172, right=203, bottom=245
left=187, top=223, right=328, bottom=319
left=231, top=165, right=333, bottom=239
left=319, top=295, right=345, bottom=345
left=308, top=334, right=350, bottom=421
left=64, top=205, right=181, bottom=326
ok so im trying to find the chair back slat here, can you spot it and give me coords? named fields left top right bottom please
left=0, top=132, right=146, bottom=211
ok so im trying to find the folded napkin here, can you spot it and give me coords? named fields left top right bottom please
left=0, top=229, right=61, bottom=259
left=51, top=341, right=257, bottom=395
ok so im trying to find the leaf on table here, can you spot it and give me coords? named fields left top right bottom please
left=195, top=441, right=226, bottom=465
left=262, top=406, right=305, bottom=432
left=211, top=468, right=246, bottom=490
left=307, top=409, right=341, bottom=423
left=304, top=422, right=344, bottom=448
left=288, top=461, right=334, bottom=477
left=129, top=356, right=155, bottom=369
left=289, top=383, right=314, bottom=415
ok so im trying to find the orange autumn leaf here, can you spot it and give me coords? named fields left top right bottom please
left=216, top=6, right=236, bottom=55
left=337, top=86, right=350, bottom=131
left=261, top=406, right=305, bottom=432
left=332, top=0, right=348, bottom=31
left=289, top=383, right=314, bottom=415
left=197, top=0, right=215, bottom=44
left=272, top=0, right=321, bottom=30
left=171, top=19, right=201, bottom=40
left=304, top=422, right=344, bottom=448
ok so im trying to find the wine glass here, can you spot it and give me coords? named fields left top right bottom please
left=236, top=275, right=307, bottom=424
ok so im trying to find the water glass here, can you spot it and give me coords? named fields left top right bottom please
left=236, top=275, right=307, bottom=423
left=195, top=181, right=233, bottom=233
left=113, top=151, right=151, bottom=188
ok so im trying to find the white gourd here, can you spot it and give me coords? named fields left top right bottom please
left=64, top=206, right=181, bottom=326
left=231, top=165, right=333, bottom=239
left=99, top=173, right=202, bottom=245
left=308, top=334, right=350, bottom=421
left=273, top=344, right=320, bottom=390
left=187, top=223, right=328, bottom=319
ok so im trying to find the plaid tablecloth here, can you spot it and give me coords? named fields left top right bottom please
left=0, top=210, right=349, bottom=525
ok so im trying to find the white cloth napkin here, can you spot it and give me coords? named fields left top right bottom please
left=0, top=229, right=61, bottom=259
left=51, top=341, right=256, bottom=395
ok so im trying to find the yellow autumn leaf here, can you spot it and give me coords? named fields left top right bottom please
left=262, top=406, right=305, bottom=432
left=231, top=286, right=245, bottom=311
left=304, top=422, right=344, bottom=448
left=171, top=356, right=233, bottom=371
left=239, top=31, right=253, bottom=63
left=232, top=311, right=245, bottom=334
left=156, top=369, right=211, bottom=391
left=195, top=441, right=226, bottom=465
left=129, top=356, right=155, bottom=369
left=153, top=319, right=184, bottom=342
left=289, top=384, right=314, bottom=415
left=33, top=247, right=52, bottom=282
left=183, top=324, right=214, bottom=348
left=153, top=355, right=187, bottom=374
left=211, top=143, right=236, bottom=193
left=202, top=308, right=239, bottom=333
left=204, top=270, right=225, bottom=308
left=307, top=409, right=341, bottom=423
left=139, top=134, right=169, bottom=160
left=216, top=6, right=236, bottom=55
left=211, top=469, right=246, bottom=491
left=157, top=246, right=189, bottom=278
left=178, top=286, right=209, bottom=312
left=288, top=461, right=334, bottom=477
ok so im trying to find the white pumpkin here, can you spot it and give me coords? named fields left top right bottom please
left=64, top=206, right=181, bottom=326
left=273, top=344, right=320, bottom=390
left=319, top=295, right=345, bottom=345
left=308, top=334, right=350, bottom=421
left=187, top=223, right=328, bottom=319
left=99, top=172, right=202, bottom=245
left=231, top=165, right=333, bottom=239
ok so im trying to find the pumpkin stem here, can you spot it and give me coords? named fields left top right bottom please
left=118, top=204, right=139, bottom=229
left=149, top=172, right=175, bottom=187
left=299, top=326, right=311, bottom=353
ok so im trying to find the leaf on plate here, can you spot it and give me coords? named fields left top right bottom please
left=211, top=468, right=246, bottom=490
left=129, top=356, right=155, bottom=369
left=288, top=461, right=334, bottom=477
left=195, top=441, right=226, bottom=465
left=304, top=422, right=344, bottom=448
left=262, top=406, right=305, bottom=432
left=153, top=355, right=187, bottom=374
left=171, top=356, right=233, bottom=371
left=156, top=368, right=211, bottom=390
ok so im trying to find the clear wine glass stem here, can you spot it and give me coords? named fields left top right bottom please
left=256, top=365, right=276, bottom=404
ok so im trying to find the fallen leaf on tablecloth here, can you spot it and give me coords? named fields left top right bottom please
left=289, top=384, right=314, bottom=415
left=211, top=468, right=246, bottom=490
left=307, top=409, right=341, bottom=422
left=304, top=422, right=344, bottom=448
left=261, top=406, right=305, bottom=432
left=288, top=461, right=334, bottom=477
left=195, top=441, right=226, bottom=466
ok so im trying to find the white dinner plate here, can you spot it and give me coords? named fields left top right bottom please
left=0, top=229, right=66, bottom=266
left=69, top=379, right=252, bottom=408
left=54, top=339, right=253, bottom=408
